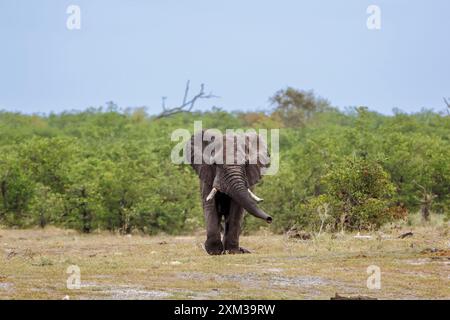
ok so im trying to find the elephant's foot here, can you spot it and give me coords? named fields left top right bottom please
left=205, top=239, right=224, bottom=255
left=224, top=247, right=251, bottom=254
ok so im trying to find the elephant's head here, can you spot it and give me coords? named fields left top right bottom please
left=186, top=130, right=273, bottom=223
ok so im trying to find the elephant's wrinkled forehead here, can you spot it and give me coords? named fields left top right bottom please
left=223, top=134, right=246, bottom=152
left=207, top=133, right=264, bottom=165
left=193, top=130, right=268, bottom=166
left=209, top=134, right=246, bottom=164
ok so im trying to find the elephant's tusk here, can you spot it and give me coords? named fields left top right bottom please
left=248, top=189, right=264, bottom=203
left=206, top=188, right=218, bottom=202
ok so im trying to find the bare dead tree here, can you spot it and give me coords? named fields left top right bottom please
left=155, top=81, right=218, bottom=119
left=413, top=181, right=436, bottom=222
left=444, top=97, right=450, bottom=115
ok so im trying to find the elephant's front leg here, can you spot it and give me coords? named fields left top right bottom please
left=202, top=186, right=223, bottom=255
left=203, top=203, right=223, bottom=255
left=223, top=200, right=250, bottom=254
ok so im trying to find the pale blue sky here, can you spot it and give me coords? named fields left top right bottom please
left=0, top=0, right=449, bottom=114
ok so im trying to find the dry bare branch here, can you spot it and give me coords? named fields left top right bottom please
left=156, top=81, right=218, bottom=119
left=444, top=97, right=450, bottom=115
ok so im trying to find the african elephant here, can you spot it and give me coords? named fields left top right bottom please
left=185, top=130, right=272, bottom=255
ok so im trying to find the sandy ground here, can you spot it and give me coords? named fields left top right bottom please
left=0, top=224, right=449, bottom=300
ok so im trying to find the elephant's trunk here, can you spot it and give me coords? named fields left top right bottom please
left=219, top=166, right=272, bottom=224
left=229, top=187, right=272, bottom=223
left=233, top=190, right=273, bottom=223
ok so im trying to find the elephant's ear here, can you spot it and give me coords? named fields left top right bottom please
left=245, top=132, right=270, bottom=187
left=185, top=130, right=216, bottom=186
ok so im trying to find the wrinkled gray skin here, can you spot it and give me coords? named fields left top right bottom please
left=186, top=130, right=272, bottom=255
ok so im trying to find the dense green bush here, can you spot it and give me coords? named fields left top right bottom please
left=321, top=156, right=397, bottom=230
left=0, top=89, right=449, bottom=233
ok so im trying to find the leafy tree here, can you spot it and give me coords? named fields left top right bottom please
left=29, top=184, right=64, bottom=228
left=0, top=154, right=35, bottom=226
left=270, top=88, right=332, bottom=127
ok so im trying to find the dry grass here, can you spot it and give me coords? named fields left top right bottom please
left=0, top=218, right=449, bottom=300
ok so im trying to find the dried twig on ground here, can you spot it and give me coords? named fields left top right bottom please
left=398, top=231, right=413, bottom=239
left=354, top=232, right=373, bottom=240
left=331, top=293, right=377, bottom=300
left=285, top=225, right=312, bottom=240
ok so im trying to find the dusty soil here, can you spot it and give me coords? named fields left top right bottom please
left=0, top=225, right=449, bottom=300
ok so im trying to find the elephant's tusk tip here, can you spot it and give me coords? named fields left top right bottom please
left=248, top=189, right=264, bottom=203
left=206, top=187, right=218, bottom=202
